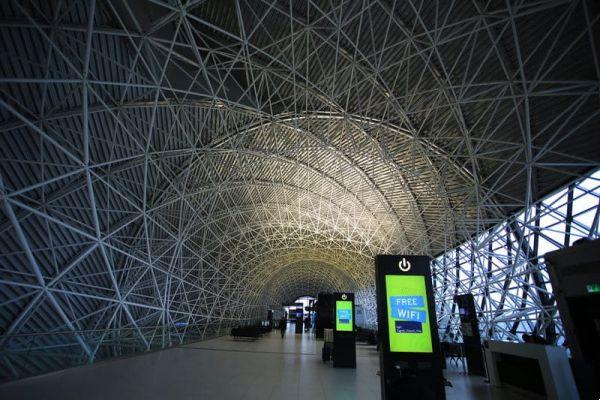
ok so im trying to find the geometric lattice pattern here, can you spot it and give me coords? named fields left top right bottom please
left=1, top=0, right=599, bottom=381
left=434, top=171, right=600, bottom=345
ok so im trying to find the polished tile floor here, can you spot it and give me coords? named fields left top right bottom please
left=0, top=325, right=535, bottom=400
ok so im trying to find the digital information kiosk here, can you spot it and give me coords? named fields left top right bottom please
left=333, top=292, right=356, bottom=368
left=295, top=302, right=303, bottom=334
left=375, top=255, right=445, bottom=399
left=454, top=294, right=485, bottom=376
left=545, top=239, right=600, bottom=399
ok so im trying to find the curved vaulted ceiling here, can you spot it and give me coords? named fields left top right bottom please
left=0, top=0, right=599, bottom=380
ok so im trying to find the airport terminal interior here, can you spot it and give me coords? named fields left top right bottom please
left=0, top=1, right=599, bottom=399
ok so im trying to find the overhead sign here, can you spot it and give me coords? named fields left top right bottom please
left=386, top=275, right=432, bottom=353
left=335, top=300, right=353, bottom=332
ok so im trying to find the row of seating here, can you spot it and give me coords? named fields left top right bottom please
left=230, top=322, right=272, bottom=340
left=356, top=327, right=378, bottom=345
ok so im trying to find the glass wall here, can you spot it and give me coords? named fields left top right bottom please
left=432, top=170, right=600, bottom=344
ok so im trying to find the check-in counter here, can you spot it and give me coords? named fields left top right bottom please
left=484, top=340, right=579, bottom=400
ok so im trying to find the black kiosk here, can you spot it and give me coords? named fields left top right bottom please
left=454, top=294, right=485, bottom=376
left=545, top=239, right=600, bottom=399
left=375, top=255, right=445, bottom=400
left=332, top=292, right=356, bottom=368
left=295, top=302, right=303, bottom=334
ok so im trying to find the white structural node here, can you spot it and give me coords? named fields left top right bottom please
left=0, top=0, right=599, bottom=381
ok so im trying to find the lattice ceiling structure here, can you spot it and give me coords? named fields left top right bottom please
left=0, top=0, right=599, bottom=380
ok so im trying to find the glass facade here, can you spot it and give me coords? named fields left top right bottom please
left=433, top=170, right=600, bottom=344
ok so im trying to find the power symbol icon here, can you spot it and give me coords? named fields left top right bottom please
left=399, top=258, right=411, bottom=272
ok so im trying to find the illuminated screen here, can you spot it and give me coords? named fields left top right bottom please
left=335, top=300, right=353, bottom=332
left=587, top=283, right=600, bottom=293
left=295, top=303, right=303, bottom=318
left=385, top=275, right=432, bottom=353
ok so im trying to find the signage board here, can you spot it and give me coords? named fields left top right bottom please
left=332, top=293, right=356, bottom=368
left=375, top=255, right=445, bottom=399
left=385, top=275, right=432, bottom=353
left=335, top=300, right=353, bottom=332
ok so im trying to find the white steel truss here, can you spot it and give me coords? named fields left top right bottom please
left=0, top=0, right=599, bottom=381
left=433, top=170, right=600, bottom=345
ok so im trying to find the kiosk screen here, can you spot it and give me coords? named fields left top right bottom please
left=335, top=300, right=353, bottom=331
left=385, top=275, right=432, bottom=353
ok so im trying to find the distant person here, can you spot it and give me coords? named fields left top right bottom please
left=279, top=317, right=287, bottom=338
left=304, top=316, right=311, bottom=331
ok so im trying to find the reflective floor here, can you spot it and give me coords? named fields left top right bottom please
left=0, top=325, right=535, bottom=400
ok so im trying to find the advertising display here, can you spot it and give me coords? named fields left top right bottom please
left=335, top=300, right=353, bottom=332
left=375, top=255, right=445, bottom=400
left=332, top=293, right=356, bottom=368
left=385, top=275, right=432, bottom=353
left=295, top=302, right=303, bottom=317
left=294, top=302, right=303, bottom=334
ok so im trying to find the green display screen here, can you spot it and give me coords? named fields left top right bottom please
left=385, top=275, right=432, bottom=353
left=587, top=283, right=600, bottom=293
left=335, top=300, right=353, bottom=331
